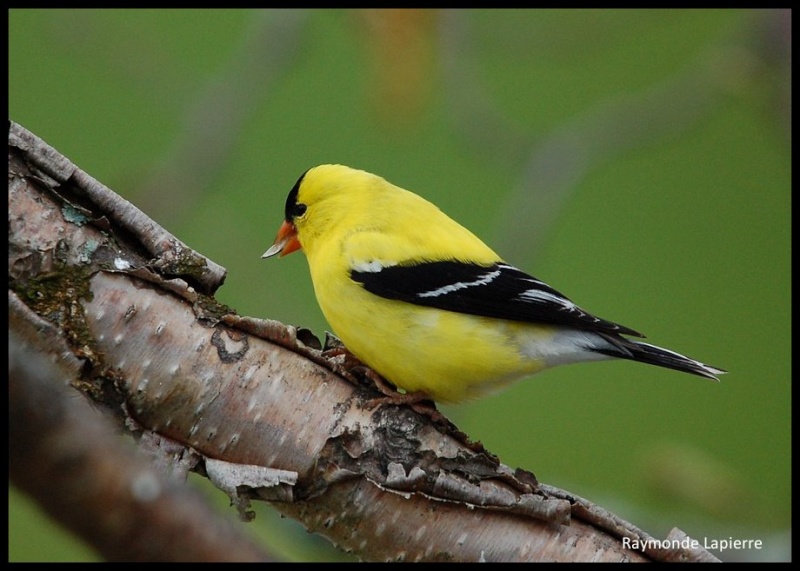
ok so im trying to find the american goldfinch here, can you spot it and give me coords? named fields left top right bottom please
left=263, top=164, right=724, bottom=403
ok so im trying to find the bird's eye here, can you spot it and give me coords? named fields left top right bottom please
left=292, top=203, right=307, bottom=218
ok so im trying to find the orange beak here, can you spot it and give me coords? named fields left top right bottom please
left=262, top=220, right=302, bottom=258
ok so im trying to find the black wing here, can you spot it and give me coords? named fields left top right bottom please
left=350, top=260, right=643, bottom=337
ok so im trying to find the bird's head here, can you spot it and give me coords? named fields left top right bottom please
left=262, top=164, right=377, bottom=260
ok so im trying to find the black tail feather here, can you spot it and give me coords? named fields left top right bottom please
left=592, top=335, right=725, bottom=381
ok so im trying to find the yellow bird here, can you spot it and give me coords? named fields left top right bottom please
left=263, top=164, right=724, bottom=404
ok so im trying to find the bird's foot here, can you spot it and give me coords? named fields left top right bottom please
left=322, top=346, right=451, bottom=427
left=355, top=367, right=452, bottom=426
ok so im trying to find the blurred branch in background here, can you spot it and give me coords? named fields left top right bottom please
left=439, top=9, right=790, bottom=259
left=134, top=9, right=309, bottom=226
left=358, top=9, right=438, bottom=130
left=8, top=326, right=273, bottom=562
left=745, top=9, right=791, bottom=144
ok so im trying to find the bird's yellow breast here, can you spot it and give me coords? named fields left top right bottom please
left=307, top=239, right=546, bottom=403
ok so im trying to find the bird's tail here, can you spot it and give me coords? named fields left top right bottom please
left=592, top=335, right=726, bottom=381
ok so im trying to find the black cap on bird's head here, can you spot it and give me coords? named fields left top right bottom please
left=283, top=170, right=308, bottom=223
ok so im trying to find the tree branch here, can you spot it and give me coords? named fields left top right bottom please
left=8, top=121, right=718, bottom=562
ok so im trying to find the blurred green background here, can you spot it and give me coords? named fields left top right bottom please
left=8, top=9, right=790, bottom=562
